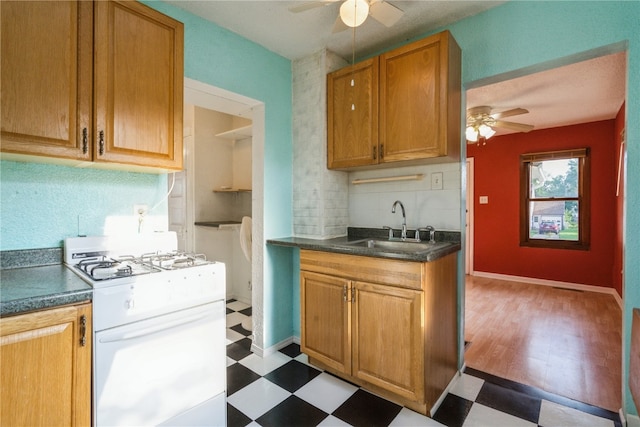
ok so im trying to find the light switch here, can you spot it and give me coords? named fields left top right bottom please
left=479, top=196, right=489, bottom=204
left=431, top=172, right=443, bottom=190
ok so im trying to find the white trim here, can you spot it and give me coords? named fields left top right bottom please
left=252, top=336, right=294, bottom=358
left=430, top=370, right=463, bottom=417
left=466, top=158, right=475, bottom=275
left=472, top=271, right=623, bottom=309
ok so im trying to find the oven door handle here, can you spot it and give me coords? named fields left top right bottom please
left=99, top=310, right=215, bottom=343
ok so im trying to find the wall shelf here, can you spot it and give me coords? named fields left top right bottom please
left=213, top=187, right=251, bottom=193
left=215, top=125, right=252, bottom=140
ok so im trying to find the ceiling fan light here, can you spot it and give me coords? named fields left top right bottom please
left=466, top=126, right=479, bottom=142
left=340, top=0, right=369, bottom=27
left=478, top=124, right=496, bottom=139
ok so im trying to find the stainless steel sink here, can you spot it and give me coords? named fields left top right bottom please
left=346, top=239, right=438, bottom=252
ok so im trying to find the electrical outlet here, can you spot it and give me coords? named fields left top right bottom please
left=133, top=204, right=148, bottom=216
left=431, top=172, right=443, bottom=190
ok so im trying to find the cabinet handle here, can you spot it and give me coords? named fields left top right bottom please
left=98, top=130, right=105, bottom=155
left=351, top=288, right=356, bottom=303
left=380, top=144, right=384, bottom=159
left=373, top=146, right=377, bottom=160
left=343, top=285, right=347, bottom=302
left=82, top=128, right=88, bottom=154
left=79, top=314, right=87, bottom=347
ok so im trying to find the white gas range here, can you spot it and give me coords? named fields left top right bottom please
left=64, top=232, right=226, bottom=427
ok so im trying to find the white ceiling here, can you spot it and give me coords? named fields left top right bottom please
left=165, top=0, right=627, bottom=134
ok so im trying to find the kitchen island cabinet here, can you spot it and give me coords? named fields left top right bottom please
left=300, top=249, right=458, bottom=415
left=1, top=0, right=184, bottom=172
left=0, top=303, right=92, bottom=426
left=327, top=30, right=461, bottom=170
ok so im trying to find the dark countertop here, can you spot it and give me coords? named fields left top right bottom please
left=268, top=227, right=461, bottom=262
left=1, top=249, right=92, bottom=317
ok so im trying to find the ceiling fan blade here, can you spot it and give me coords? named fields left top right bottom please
left=369, top=0, right=403, bottom=27
left=288, top=0, right=337, bottom=13
left=332, top=15, right=349, bottom=33
left=494, top=120, right=534, bottom=132
left=491, top=108, right=529, bottom=120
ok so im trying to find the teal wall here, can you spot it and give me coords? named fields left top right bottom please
left=0, top=162, right=167, bottom=249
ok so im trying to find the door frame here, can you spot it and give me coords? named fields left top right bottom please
left=466, top=157, right=475, bottom=275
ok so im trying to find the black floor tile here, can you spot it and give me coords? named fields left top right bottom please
left=226, top=307, right=233, bottom=314
left=227, top=338, right=253, bottom=361
left=264, top=360, right=321, bottom=393
left=239, top=306, right=252, bottom=316
left=226, top=363, right=261, bottom=396
left=230, top=323, right=252, bottom=336
left=256, top=395, right=329, bottom=427
left=432, top=393, right=474, bottom=427
left=227, top=299, right=237, bottom=303
left=227, top=402, right=252, bottom=427
left=278, top=343, right=302, bottom=358
left=332, top=389, right=402, bottom=427
left=475, top=381, right=541, bottom=423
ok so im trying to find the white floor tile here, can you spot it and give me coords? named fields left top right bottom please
left=226, top=311, right=247, bottom=327
left=226, top=328, right=246, bottom=344
left=538, top=400, right=615, bottom=427
left=239, top=352, right=291, bottom=376
left=317, top=415, right=352, bottom=426
left=227, top=301, right=250, bottom=312
left=227, top=356, right=236, bottom=367
left=227, top=378, right=290, bottom=420
left=462, top=403, right=538, bottom=427
left=294, top=372, right=358, bottom=414
left=389, top=407, right=445, bottom=426
left=450, top=373, right=485, bottom=402
left=294, top=352, right=312, bottom=366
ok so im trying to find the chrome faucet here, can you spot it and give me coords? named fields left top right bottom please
left=391, top=200, right=407, bottom=240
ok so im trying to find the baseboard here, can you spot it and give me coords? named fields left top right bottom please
left=430, top=370, right=462, bottom=417
left=471, top=271, right=623, bottom=309
left=252, top=336, right=294, bottom=358
left=623, top=409, right=634, bottom=427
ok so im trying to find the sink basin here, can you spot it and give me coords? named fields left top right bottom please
left=346, top=239, right=436, bottom=252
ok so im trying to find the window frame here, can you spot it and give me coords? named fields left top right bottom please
left=519, top=148, right=591, bottom=250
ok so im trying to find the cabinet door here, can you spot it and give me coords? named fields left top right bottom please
left=1, top=1, right=92, bottom=161
left=380, top=33, right=448, bottom=162
left=327, top=58, right=378, bottom=169
left=352, top=282, right=424, bottom=402
left=0, top=304, right=92, bottom=427
left=94, top=0, right=184, bottom=170
left=300, top=271, right=351, bottom=374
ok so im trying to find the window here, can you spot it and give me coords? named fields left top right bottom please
left=520, top=148, right=590, bottom=250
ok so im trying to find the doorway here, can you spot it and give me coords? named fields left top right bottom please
left=463, top=50, right=626, bottom=411
left=168, top=78, right=267, bottom=351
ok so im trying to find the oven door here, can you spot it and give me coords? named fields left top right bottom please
left=94, top=301, right=226, bottom=426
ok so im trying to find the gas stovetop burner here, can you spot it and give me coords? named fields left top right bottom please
left=75, top=256, right=159, bottom=281
left=140, top=252, right=210, bottom=270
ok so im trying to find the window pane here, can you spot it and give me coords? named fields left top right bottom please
left=530, top=158, right=579, bottom=198
left=529, top=200, right=579, bottom=241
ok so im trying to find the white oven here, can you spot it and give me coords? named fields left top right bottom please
left=65, top=233, right=226, bottom=427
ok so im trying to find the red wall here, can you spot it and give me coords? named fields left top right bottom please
left=468, top=120, right=617, bottom=288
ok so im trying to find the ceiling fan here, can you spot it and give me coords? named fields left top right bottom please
left=466, top=106, right=534, bottom=143
left=289, top=0, right=404, bottom=33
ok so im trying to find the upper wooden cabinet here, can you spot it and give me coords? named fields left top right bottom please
left=0, top=1, right=184, bottom=172
left=327, top=31, right=461, bottom=170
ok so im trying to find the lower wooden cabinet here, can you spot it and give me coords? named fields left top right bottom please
left=300, top=250, right=457, bottom=415
left=0, top=303, right=92, bottom=426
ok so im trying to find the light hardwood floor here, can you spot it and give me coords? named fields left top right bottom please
left=464, top=274, right=622, bottom=412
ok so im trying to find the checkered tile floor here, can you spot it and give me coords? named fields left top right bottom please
left=226, top=300, right=621, bottom=427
